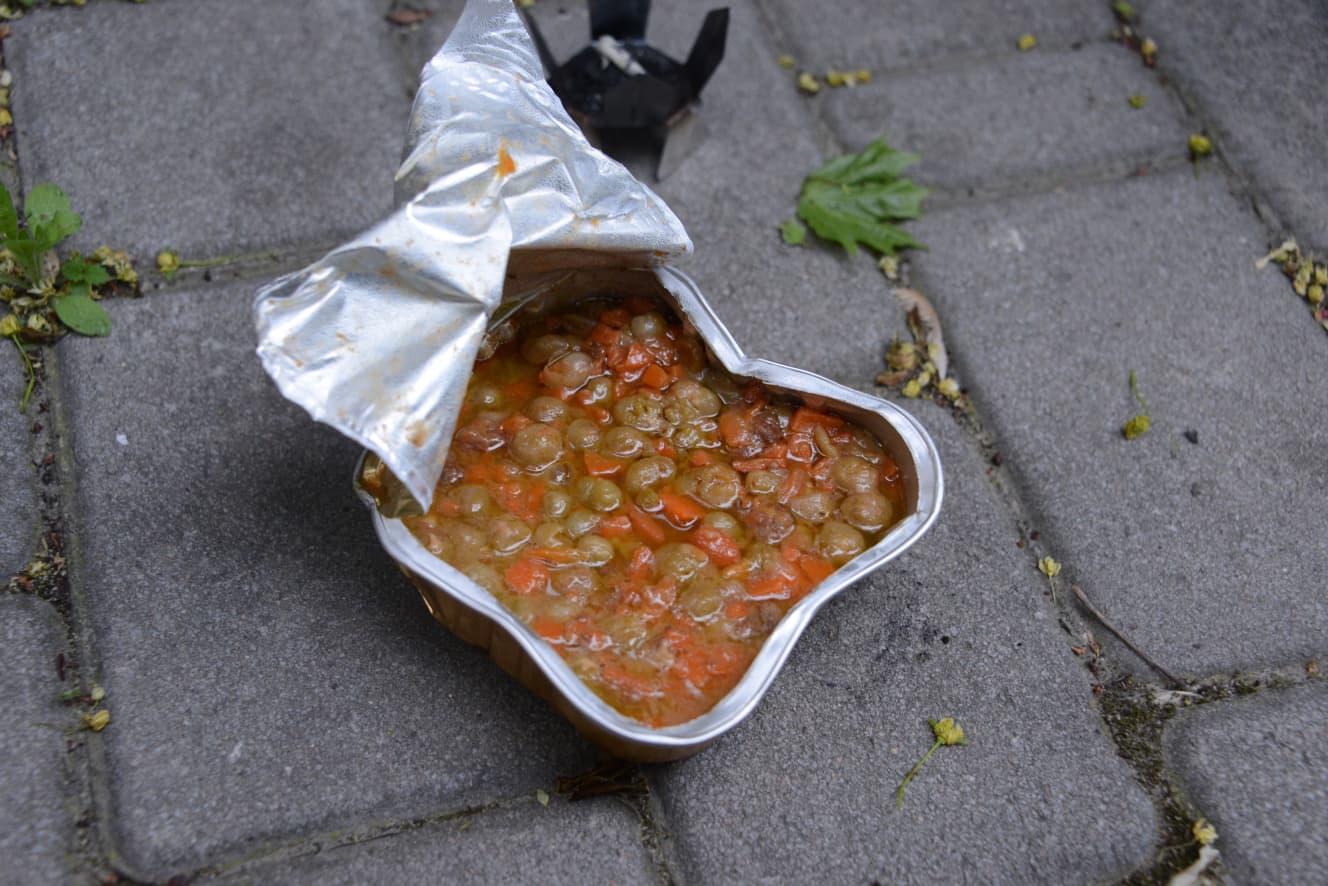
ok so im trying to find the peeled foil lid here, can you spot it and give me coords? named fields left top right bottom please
left=253, top=0, right=692, bottom=510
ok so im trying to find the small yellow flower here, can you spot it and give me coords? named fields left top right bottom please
left=826, top=70, right=846, bottom=87
left=1123, top=414, right=1150, bottom=439
left=897, top=716, right=968, bottom=807
left=914, top=369, right=932, bottom=389
left=1128, top=95, right=1146, bottom=109
left=878, top=255, right=900, bottom=281
left=83, top=709, right=110, bottom=732
left=854, top=69, right=872, bottom=83
left=0, top=314, right=19, bottom=337
left=1308, top=284, right=1324, bottom=305
left=777, top=54, right=795, bottom=69
left=156, top=249, right=180, bottom=277
left=1038, top=556, right=1061, bottom=578
left=937, top=378, right=961, bottom=399
left=90, top=686, right=106, bottom=703
left=797, top=72, right=821, bottom=94
left=0, top=108, right=11, bottom=127
left=930, top=717, right=967, bottom=746
left=1193, top=818, right=1218, bottom=846
left=901, top=379, right=922, bottom=398
left=1314, top=264, right=1327, bottom=286
left=886, top=340, right=917, bottom=372
left=1017, top=34, right=1037, bottom=51
left=1140, top=37, right=1157, bottom=60
left=1188, top=134, right=1212, bottom=158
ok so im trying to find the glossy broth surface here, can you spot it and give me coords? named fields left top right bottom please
left=368, top=295, right=905, bottom=726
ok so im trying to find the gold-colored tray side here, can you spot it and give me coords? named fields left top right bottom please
left=402, top=567, right=710, bottom=762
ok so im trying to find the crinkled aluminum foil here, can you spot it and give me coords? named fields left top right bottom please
left=253, top=0, right=691, bottom=509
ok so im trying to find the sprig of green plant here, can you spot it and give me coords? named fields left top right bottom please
left=156, top=247, right=244, bottom=281
left=9, top=332, right=34, bottom=411
left=1122, top=369, right=1150, bottom=439
left=1, top=180, right=137, bottom=409
left=0, top=181, right=136, bottom=342
left=896, top=717, right=967, bottom=808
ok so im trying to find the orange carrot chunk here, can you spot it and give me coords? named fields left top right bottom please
left=504, top=557, right=549, bottom=596
left=799, top=556, right=836, bottom=584
left=641, top=363, right=672, bottom=390
left=627, top=505, right=668, bottom=546
left=583, top=451, right=626, bottom=477
left=598, top=513, right=634, bottom=539
left=658, top=492, right=707, bottom=529
left=531, top=617, right=566, bottom=641
left=789, top=407, right=845, bottom=433
left=693, top=525, right=741, bottom=566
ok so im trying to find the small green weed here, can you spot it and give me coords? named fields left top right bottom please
left=0, top=181, right=137, bottom=409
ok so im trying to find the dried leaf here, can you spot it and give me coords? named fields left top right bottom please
left=1255, top=238, right=1298, bottom=270
left=893, top=287, right=948, bottom=379
left=386, top=6, right=431, bottom=26
left=1168, top=846, right=1219, bottom=886
left=554, top=762, right=647, bottom=801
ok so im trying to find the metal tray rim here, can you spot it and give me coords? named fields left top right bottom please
left=355, top=265, right=944, bottom=755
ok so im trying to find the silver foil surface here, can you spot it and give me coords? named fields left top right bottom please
left=253, top=0, right=691, bottom=509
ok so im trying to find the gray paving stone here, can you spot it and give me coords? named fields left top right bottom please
left=0, top=595, right=75, bottom=885
left=654, top=400, right=1156, bottom=884
left=907, top=170, right=1328, bottom=679
left=1165, top=683, right=1328, bottom=883
left=6, top=0, right=411, bottom=263
left=61, top=281, right=598, bottom=880
left=0, top=357, right=37, bottom=578
left=221, top=796, right=655, bottom=884
left=821, top=43, right=1192, bottom=194
left=759, top=0, right=1115, bottom=72
left=1147, top=0, right=1328, bottom=251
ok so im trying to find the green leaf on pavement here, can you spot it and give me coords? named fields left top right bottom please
left=796, top=137, right=927, bottom=256
left=60, top=257, right=87, bottom=282
left=0, top=181, right=18, bottom=242
left=60, top=257, right=110, bottom=286
left=24, top=183, right=72, bottom=224
left=32, top=211, right=81, bottom=249
left=24, top=184, right=81, bottom=247
left=779, top=219, right=806, bottom=245
left=52, top=291, right=111, bottom=337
